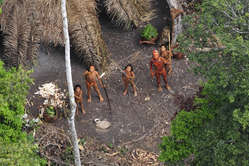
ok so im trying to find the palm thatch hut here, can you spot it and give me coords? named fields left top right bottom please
left=104, top=0, right=155, bottom=29
left=0, top=0, right=171, bottom=70
left=0, top=0, right=41, bottom=67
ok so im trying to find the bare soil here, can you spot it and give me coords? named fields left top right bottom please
left=26, top=1, right=201, bottom=165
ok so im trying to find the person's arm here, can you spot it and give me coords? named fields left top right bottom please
left=74, top=93, right=81, bottom=100
left=150, top=60, right=155, bottom=77
left=169, top=50, right=173, bottom=58
left=96, top=72, right=104, bottom=88
left=161, top=57, right=170, bottom=65
left=83, top=71, right=88, bottom=77
left=122, top=71, right=127, bottom=82
left=79, top=90, right=83, bottom=98
left=131, top=72, right=135, bottom=79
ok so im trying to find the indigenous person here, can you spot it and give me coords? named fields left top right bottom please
left=160, top=45, right=173, bottom=75
left=83, top=65, right=104, bottom=103
left=122, top=64, right=137, bottom=97
left=150, top=50, right=171, bottom=92
left=74, top=84, right=85, bottom=115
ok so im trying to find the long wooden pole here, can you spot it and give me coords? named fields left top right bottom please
left=61, top=0, right=81, bottom=165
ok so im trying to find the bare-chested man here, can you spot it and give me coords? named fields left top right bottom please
left=74, top=84, right=85, bottom=115
left=150, top=50, right=171, bottom=92
left=160, top=45, right=173, bottom=75
left=83, top=65, right=104, bottom=103
left=122, top=64, right=137, bottom=97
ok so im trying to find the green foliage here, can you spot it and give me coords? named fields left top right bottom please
left=0, top=61, right=32, bottom=141
left=0, top=137, right=47, bottom=166
left=45, top=106, right=56, bottom=117
left=159, top=0, right=249, bottom=165
left=61, top=146, right=74, bottom=164
left=0, top=60, right=46, bottom=165
left=141, top=24, right=158, bottom=40
left=0, top=0, right=3, bottom=14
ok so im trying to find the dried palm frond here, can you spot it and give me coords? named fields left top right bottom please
left=68, top=0, right=110, bottom=70
left=104, top=0, right=155, bottom=29
left=26, top=0, right=42, bottom=65
left=2, top=0, right=31, bottom=67
left=37, top=0, right=64, bottom=46
left=0, top=0, right=110, bottom=69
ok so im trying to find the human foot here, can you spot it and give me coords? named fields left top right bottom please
left=99, top=96, right=104, bottom=102
left=166, top=85, right=171, bottom=90
left=123, top=90, right=128, bottom=96
left=158, top=86, right=163, bottom=92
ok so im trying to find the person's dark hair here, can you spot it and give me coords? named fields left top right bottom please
left=124, top=64, right=133, bottom=71
left=87, top=64, right=95, bottom=71
left=74, top=84, right=81, bottom=91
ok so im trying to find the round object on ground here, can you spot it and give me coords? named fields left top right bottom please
left=95, top=119, right=111, bottom=129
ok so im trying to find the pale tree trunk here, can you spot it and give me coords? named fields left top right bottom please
left=166, top=0, right=183, bottom=44
left=61, top=0, right=81, bottom=165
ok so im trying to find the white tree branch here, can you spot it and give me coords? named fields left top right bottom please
left=61, top=0, right=81, bottom=165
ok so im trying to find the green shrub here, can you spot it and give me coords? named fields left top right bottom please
left=141, top=24, right=158, bottom=40
left=0, top=60, right=47, bottom=164
left=0, top=61, right=32, bottom=141
left=0, top=137, right=47, bottom=166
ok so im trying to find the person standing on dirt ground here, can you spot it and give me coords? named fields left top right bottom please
left=160, top=45, right=173, bottom=75
left=150, top=50, right=171, bottom=92
left=83, top=65, right=104, bottom=103
left=122, top=64, right=137, bottom=97
left=74, top=84, right=86, bottom=115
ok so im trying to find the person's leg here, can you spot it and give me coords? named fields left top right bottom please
left=76, top=102, right=79, bottom=115
left=162, top=70, right=171, bottom=90
left=131, top=81, right=137, bottom=96
left=123, top=81, right=129, bottom=96
left=167, top=64, right=172, bottom=75
left=86, top=83, right=92, bottom=103
left=156, top=73, right=162, bottom=92
left=80, top=101, right=85, bottom=114
left=94, top=84, right=104, bottom=102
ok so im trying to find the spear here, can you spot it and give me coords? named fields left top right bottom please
left=99, top=73, right=112, bottom=118
left=168, top=32, right=171, bottom=50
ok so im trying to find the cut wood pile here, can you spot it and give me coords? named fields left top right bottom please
left=34, top=82, right=66, bottom=108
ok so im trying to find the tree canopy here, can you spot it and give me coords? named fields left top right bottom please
left=159, top=0, right=249, bottom=165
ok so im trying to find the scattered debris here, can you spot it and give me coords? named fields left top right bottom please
left=128, top=148, right=159, bottom=166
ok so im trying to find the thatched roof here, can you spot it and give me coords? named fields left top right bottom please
left=0, top=0, right=41, bottom=68
left=37, top=0, right=64, bottom=47
left=104, top=0, right=155, bottom=29
left=67, top=0, right=109, bottom=70
left=0, top=0, right=156, bottom=69
left=0, top=0, right=109, bottom=69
